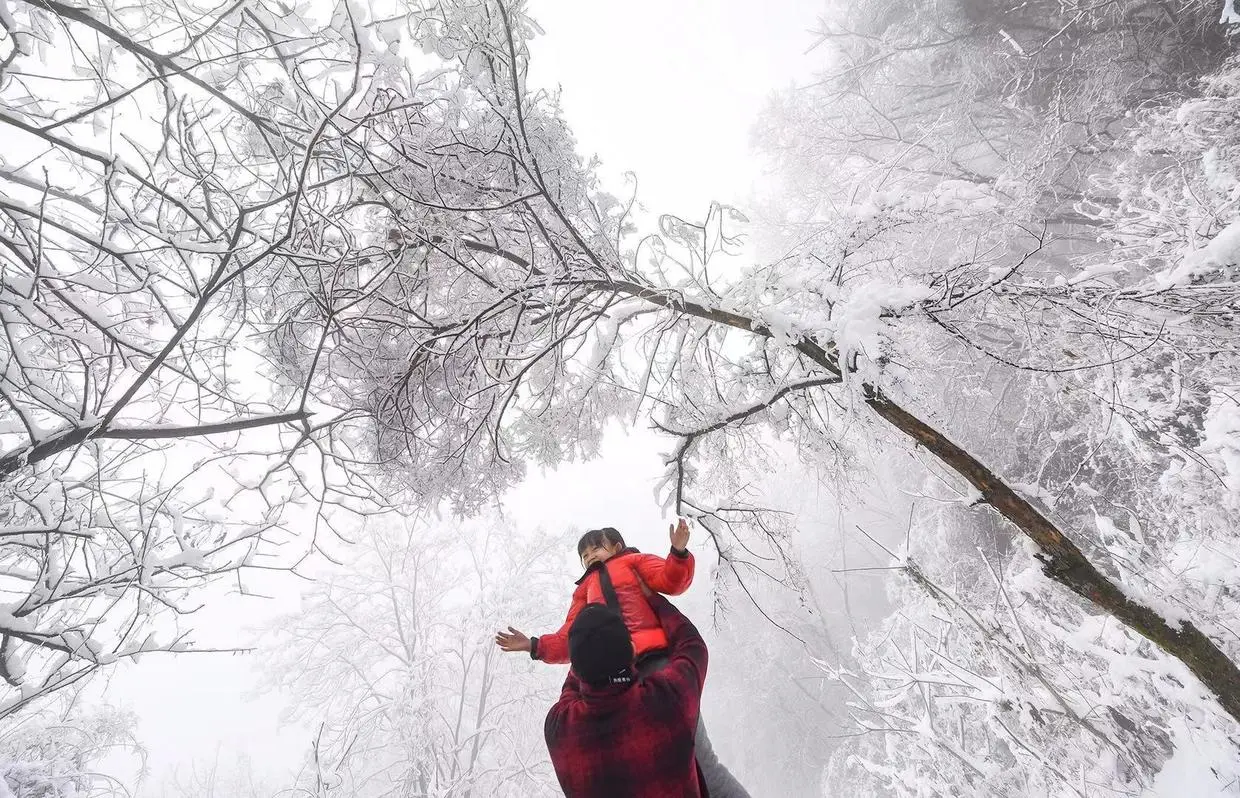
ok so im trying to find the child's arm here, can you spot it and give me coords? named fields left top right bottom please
left=527, top=582, right=588, bottom=664
left=495, top=582, right=587, bottom=664
left=632, top=518, right=696, bottom=595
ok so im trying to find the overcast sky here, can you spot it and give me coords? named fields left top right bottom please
left=98, top=2, right=829, bottom=792
left=528, top=0, right=824, bottom=212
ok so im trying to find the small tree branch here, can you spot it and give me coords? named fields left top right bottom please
left=99, top=410, right=312, bottom=441
left=0, top=410, right=311, bottom=481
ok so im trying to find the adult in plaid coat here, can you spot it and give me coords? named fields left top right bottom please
left=544, top=592, right=711, bottom=797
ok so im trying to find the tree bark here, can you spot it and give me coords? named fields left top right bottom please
left=862, top=387, right=1240, bottom=725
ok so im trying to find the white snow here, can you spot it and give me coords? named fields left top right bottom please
left=0, top=605, right=35, bottom=635
left=931, top=179, right=1000, bottom=213
left=1066, top=262, right=1127, bottom=285
left=1222, top=0, right=1240, bottom=25
left=1198, top=391, right=1240, bottom=492
left=957, top=483, right=983, bottom=505
left=1156, top=218, right=1240, bottom=288
left=1144, top=716, right=1240, bottom=796
left=1011, top=481, right=1056, bottom=505
left=151, top=548, right=208, bottom=570
left=827, top=280, right=931, bottom=358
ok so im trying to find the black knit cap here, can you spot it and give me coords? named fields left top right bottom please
left=568, top=603, right=634, bottom=685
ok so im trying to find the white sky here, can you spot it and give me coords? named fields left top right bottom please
left=97, top=1, right=831, bottom=793
left=528, top=0, right=824, bottom=213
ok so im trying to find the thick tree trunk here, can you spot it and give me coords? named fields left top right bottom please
left=616, top=279, right=1240, bottom=726
left=863, top=388, right=1240, bottom=725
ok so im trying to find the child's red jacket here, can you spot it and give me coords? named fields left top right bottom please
left=530, top=546, right=695, bottom=664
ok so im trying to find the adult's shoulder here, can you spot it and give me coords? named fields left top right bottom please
left=544, top=696, right=574, bottom=741
left=636, top=670, right=697, bottom=727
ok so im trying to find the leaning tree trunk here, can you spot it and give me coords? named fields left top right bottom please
left=861, top=386, right=1240, bottom=724
left=614, top=278, right=1240, bottom=726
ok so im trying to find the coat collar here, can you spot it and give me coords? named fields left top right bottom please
left=574, top=547, right=640, bottom=585
left=575, top=672, right=635, bottom=706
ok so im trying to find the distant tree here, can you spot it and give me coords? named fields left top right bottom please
left=261, top=517, right=563, bottom=798
left=0, top=702, right=142, bottom=797
left=757, top=0, right=1230, bottom=226
left=167, top=752, right=280, bottom=798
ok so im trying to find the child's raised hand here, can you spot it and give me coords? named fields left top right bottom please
left=669, top=517, right=690, bottom=552
left=495, top=626, right=531, bottom=653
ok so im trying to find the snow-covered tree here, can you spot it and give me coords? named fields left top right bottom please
left=754, top=5, right=1240, bottom=794
left=0, top=702, right=141, bottom=797
left=757, top=0, right=1230, bottom=227
left=261, top=517, right=563, bottom=797
left=257, top=0, right=1240, bottom=729
left=0, top=0, right=424, bottom=715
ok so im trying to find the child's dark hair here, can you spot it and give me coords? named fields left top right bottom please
left=576, top=527, right=625, bottom=558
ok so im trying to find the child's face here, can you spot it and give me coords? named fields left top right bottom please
left=580, top=540, right=621, bottom=569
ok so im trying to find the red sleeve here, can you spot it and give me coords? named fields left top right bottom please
left=531, top=583, right=587, bottom=664
left=632, top=549, right=695, bottom=595
left=647, top=593, right=707, bottom=694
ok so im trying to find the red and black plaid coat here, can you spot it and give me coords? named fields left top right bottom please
left=544, top=593, right=708, bottom=797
